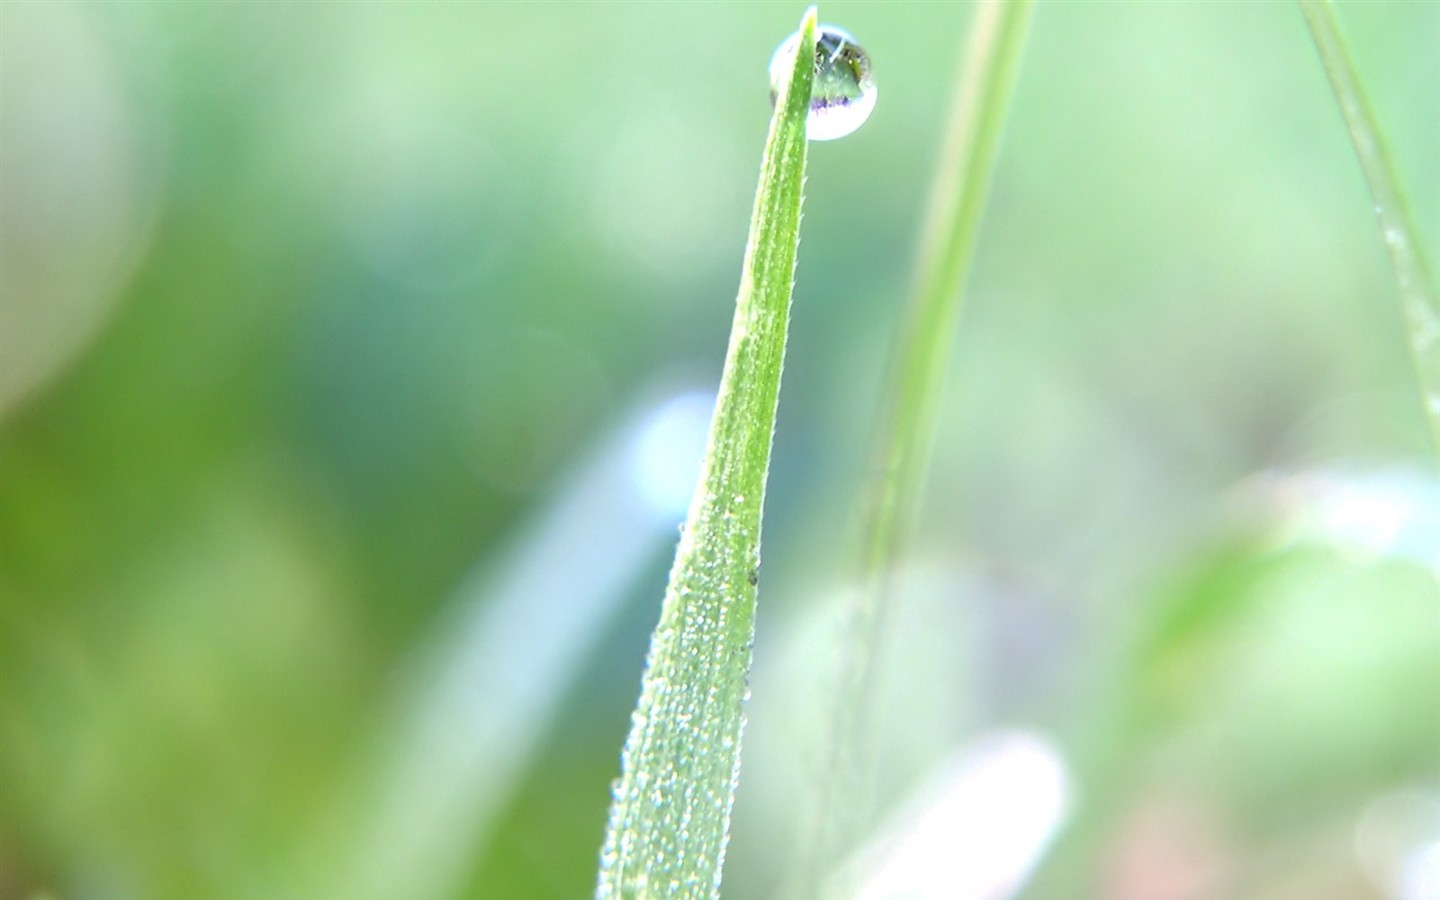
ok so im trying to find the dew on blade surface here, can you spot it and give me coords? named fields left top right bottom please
left=769, top=24, right=876, bottom=141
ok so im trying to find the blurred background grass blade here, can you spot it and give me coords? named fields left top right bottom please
left=1299, top=0, right=1440, bottom=455
left=1022, top=525, right=1440, bottom=899
left=321, top=387, right=711, bottom=900
left=808, top=0, right=1035, bottom=880
left=596, top=8, right=815, bottom=896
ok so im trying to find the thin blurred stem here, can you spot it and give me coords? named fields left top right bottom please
left=805, top=0, right=1035, bottom=887
left=1299, top=0, right=1440, bottom=456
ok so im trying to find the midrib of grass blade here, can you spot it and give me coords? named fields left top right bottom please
left=1299, top=0, right=1440, bottom=456
left=595, top=8, right=816, bottom=898
left=805, top=0, right=1035, bottom=885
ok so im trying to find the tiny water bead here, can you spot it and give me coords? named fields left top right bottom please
left=769, top=24, right=876, bottom=141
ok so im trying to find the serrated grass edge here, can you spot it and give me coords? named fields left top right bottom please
left=595, top=8, right=817, bottom=898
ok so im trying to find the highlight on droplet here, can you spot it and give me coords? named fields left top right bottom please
left=769, top=24, right=877, bottom=142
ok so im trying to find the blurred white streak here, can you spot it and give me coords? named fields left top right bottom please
left=841, top=730, right=1070, bottom=900
left=1247, top=465, right=1440, bottom=572
left=630, top=391, right=716, bottom=519
left=1354, top=788, right=1440, bottom=900
left=332, top=386, right=712, bottom=900
left=1400, top=841, right=1440, bottom=900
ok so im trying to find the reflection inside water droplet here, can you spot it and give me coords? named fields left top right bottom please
left=769, top=24, right=877, bottom=141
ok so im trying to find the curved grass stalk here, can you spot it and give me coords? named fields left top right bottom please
left=595, top=8, right=817, bottom=897
left=1299, top=0, right=1440, bottom=455
left=806, top=0, right=1035, bottom=884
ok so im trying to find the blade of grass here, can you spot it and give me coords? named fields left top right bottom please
left=595, top=8, right=817, bottom=897
left=1299, top=0, right=1440, bottom=455
left=805, top=0, right=1035, bottom=884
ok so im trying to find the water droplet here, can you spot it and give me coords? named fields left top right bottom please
left=769, top=24, right=877, bottom=142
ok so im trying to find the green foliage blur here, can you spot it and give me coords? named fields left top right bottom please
left=1, top=2, right=1436, bottom=899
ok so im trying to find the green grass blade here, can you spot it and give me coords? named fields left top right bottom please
left=1299, top=0, right=1440, bottom=454
left=595, top=8, right=817, bottom=898
left=809, top=0, right=1035, bottom=879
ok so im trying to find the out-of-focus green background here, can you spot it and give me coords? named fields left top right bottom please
left=2, top=2, right=1437, bottom=898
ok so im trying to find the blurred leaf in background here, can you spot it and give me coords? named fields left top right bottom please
left=1, top=2, right=1436, bottom=899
